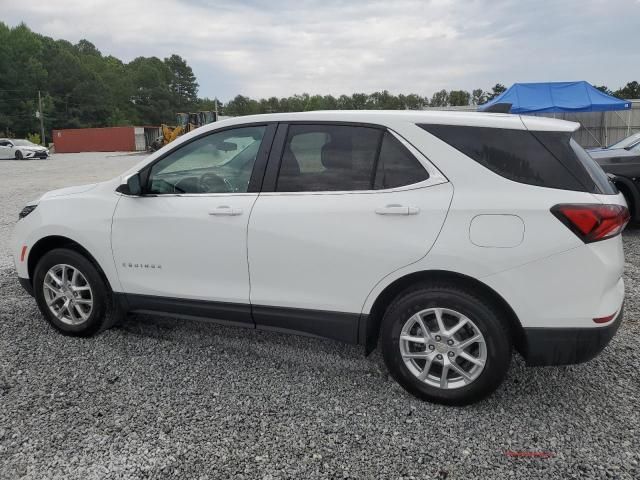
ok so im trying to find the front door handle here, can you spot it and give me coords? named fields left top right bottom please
left=209, top=205, right=243, bottom=216
left=375, top=204, right=420, bottom=215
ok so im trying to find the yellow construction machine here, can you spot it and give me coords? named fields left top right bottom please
left=149, top=111, right=218, bottom=151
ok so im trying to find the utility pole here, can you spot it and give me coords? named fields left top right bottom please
left=38, top=90, right=45, bottom=146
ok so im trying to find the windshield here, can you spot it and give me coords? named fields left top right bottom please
left=12, top=139, right=37, bottom=146
left=608, top=132, right=640, bottom=149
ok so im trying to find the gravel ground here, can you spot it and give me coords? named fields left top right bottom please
left=1, top=153, right=639, bottom=479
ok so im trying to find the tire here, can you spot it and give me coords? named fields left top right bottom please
left=381, top=283, right=512, bottom=406
left=33, top=248, right=121, bottom=336
left=15, top=150, right=23, bottom=160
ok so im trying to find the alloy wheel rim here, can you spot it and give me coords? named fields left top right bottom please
left=399, top=308, right=487, bottom=390
left=42, top=264, right=93, bottom=326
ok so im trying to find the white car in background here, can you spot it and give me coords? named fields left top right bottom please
left=10, top=111, right=629, bottom=405
left=0, top=138, right=50, bottom=159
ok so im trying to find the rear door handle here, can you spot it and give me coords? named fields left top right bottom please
left=375, top=204, right=420, bottom=215
left=209, top=205, right=243, bottom=216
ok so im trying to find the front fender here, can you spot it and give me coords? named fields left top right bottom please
left=11, top=188, right=122, bottom=292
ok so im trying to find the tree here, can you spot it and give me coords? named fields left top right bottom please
left=75, top=39, right=101, bottom=57
left=165, top=54, right=199, bottom=106
left=350, top=93, right=368, bottom=110
left=0, top=22, right=207, bottom=134
left=594, top=85, right=613, bottom=95
left=486, top=83, right=507, bottom=101
left=223, top=94, right=260, bottom=116
left=449, top=90, right=471, bottom=106
left=472, top=88, right=487, bottom=105
left=430, top=89, right=449, bottom=107
left=614, top=81, right=640, bottom=99
left=399, top=93, right=426, bottom=110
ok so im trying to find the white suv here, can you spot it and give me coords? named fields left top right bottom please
left=11, top=111, right=628, bottom=405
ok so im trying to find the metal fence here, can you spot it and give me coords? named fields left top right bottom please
left=542, top=100, right=639, bottom=148
left=423, top=100, right=640, bottom=148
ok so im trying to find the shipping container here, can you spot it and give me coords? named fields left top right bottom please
left=52, top=126, right=161, bottom=153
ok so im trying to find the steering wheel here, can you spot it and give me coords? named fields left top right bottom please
left=171, top=176, right=197, bottom=194
left=199, top=172, right=234, bottom=193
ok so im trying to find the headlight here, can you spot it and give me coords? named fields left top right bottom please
left=18, top=205, right=37, bottom=220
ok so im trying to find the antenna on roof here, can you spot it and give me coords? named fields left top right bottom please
left=482, top=103, right=512, bottom=113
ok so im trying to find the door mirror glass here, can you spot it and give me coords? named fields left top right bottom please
left=117, top=173, right=142, bottom=196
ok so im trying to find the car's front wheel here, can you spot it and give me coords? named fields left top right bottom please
left=15, top=150, right=23, bottom=160
left=33, top=248, right=120, bottom=336
left=381, top=284, right=512, bottom=405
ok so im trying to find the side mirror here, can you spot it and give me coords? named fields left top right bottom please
left=116, top=173, right=142, bottom=196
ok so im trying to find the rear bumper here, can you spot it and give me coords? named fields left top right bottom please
left=523, top=305, right=623, bottom=366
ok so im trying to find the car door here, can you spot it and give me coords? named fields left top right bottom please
left=0, top=141, right=12, bottom=159
left=111, top=123, right=275, bottom=324
left=247, top=123, right=453, bottom=342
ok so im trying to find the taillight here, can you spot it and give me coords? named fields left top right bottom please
left=551, top=204, right=630, bottom=243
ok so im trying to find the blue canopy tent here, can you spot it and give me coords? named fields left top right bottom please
left=479, top=81, right=631, bottom=114
left=479, top=82, right=633, bottom=146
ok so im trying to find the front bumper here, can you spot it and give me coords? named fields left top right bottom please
left=23, top=150, right=48, bottom=159
left=523, top=305, right=624, bottom=366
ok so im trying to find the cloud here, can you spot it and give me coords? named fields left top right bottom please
left=3, top=0, right=639, bottom=100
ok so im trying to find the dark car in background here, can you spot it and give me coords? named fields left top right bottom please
left=589, top=133, right=640, bottom=222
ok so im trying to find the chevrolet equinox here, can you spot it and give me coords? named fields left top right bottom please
left=12, top=111, right=628, bottom=405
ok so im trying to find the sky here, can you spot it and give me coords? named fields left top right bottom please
left=3, top=0, right=639, bottom=101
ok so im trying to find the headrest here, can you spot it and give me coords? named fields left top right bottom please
left=321, top=137, right=352, bottom=170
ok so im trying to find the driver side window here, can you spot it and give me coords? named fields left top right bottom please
left=148, top=126, right=266, bottom=194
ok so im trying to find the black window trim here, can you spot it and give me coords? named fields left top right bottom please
left=261, top=121, right=435, bottom=194
left=138, top=121, right=278, bottom=196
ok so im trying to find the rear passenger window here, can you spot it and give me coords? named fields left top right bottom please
left=374, top=132, right=429, bottom=189
left=276, top=125, right=429, bottom=192
left=419, top=124, right=589, bottom=192
left=276, top=125, right=380, bottom=192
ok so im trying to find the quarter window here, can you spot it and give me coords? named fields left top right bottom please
left=421, top=125, right=581, bottom=191
left=276, top=125, right=428, bottom=192
left=147, top=126, right=266, bottom=194
left=374, top=132, right=429, bottom=189
left=420, top=124, right=614, bottom=194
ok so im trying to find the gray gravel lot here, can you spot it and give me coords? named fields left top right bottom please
left=1, top=153, right=639, bottom=479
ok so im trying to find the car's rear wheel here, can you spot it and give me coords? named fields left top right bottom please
left=381, top=284, right=512, bottom=405
left=15, top=150, right=23, bottom=160
left=33, top=248, right=120, bottom=336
